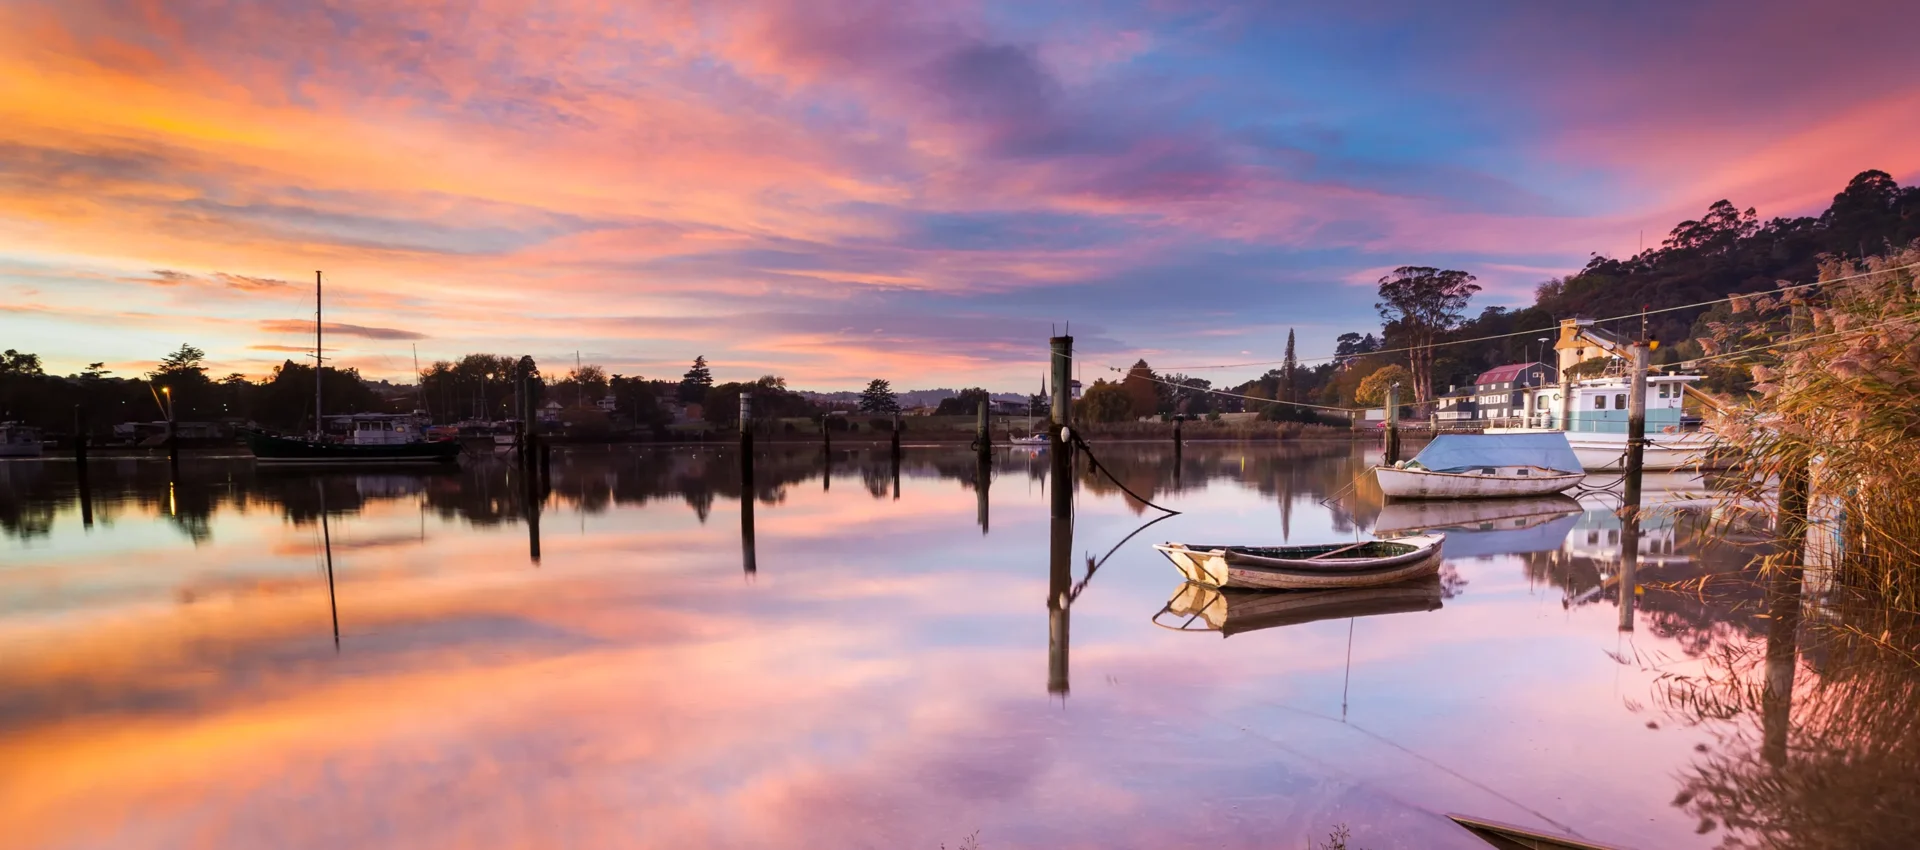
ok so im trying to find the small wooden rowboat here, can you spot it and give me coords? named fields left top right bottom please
left=1153, top=534, right=1444, bottom=590
left=1374, top=464, right=1583, bottom=499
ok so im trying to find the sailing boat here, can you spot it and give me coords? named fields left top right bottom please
left=245, top=272, right=462, bottom=465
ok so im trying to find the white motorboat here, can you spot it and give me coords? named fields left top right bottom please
left=1373, top=433, right=1585, bottom=500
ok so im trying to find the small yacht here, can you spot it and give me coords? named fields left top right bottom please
left=0, top=422, right=45, bottom=458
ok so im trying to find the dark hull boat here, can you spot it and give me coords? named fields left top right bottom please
left=245, top=430, right=461, bottom=465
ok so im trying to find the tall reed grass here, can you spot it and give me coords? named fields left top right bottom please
left=1702, top=246, right=1920, bottom=622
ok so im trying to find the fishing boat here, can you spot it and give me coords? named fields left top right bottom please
left=1152, top=577, right=1443, bottom=636
left=1153, top=534, right=1443, bottom=590
left=1374, top=433, right=1585, bottom=499
left=0, top=422, right=45, bottom=458
left=1488, top=371, right=1730, bottom=471
left=1447, top=814, right=1630, bottom=850
left=245, top=272, right=461, bottom=466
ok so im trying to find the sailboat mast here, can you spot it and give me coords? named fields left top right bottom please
left=315, top=270, right=324, bottom=437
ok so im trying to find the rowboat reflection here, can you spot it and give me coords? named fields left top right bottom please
left=1152, top=576, right=1443, bottom=637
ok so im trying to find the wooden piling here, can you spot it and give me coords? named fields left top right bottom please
left=738, top=392, right=754, bottom=484
left=1384, top=382, right=1401, bottom=464
left=72, top=404, right=89, bottom=464
left=1624, top=344, right=1649, bottom=507
left=976, top=399, right=990, bottom=455
left=890, top=412, right=902, bottom=463
left=1049, top=335, right=1074, bottom=521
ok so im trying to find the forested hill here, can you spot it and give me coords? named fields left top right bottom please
left=1424, top=169, right=1920, bottom=389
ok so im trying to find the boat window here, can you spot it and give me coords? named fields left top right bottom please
left=1480, top=467, right=1496, bottom=475
left=1516, top=469, right=1529, bottom=475
left=1614, top=393, right=1626, bottom=409
left=1595, top=395, right=1607, bottom=410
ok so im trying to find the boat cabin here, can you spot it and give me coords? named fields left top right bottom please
left=1526, top=374, right=1700, bottom=434
left=0, top=421, right=44, bottom=457
left=325, top=413, right=426, bottom=446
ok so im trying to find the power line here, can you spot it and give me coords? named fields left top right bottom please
left=1150, top=261, right=1920, bottom=373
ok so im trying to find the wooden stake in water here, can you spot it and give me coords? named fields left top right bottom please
left=1384, top=383, right=1401, bottom=464
left=1049, top=335, right=1074, bottom=520
left=738, top=392, right=754, bottom=484
left=74, top=405, right=93, bottom=529
left=1624, top=344, right=1649, bottom=506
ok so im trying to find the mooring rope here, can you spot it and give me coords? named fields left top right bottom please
left=1067, top=431, right=1182, bottom=516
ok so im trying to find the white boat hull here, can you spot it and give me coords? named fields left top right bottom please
left=1485, top=427, right=1728, bottom=472
left=1374, top=466, right=1582, bottom=499
left=1566, top=436, right=1722, bottom=472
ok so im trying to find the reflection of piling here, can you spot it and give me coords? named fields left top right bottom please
left=891, top=447, right=901, bottom=501
left=74, top=405, right=94, bottom=529
left=741, top=483, right=758, bottom=576
left=740, top=393, right=757, bottom=575
left=1617, top=506, right=1639, bottom=632
left=1384, top=382, right=1402, bottom=464
left=320, top=486, right=340, bottom=649
left=976, top=450, right=990, bottom=535
left=1049, top=335, right=1074, bottom=521
left=1047, top=515, right=1072, bottom=697
left=525, top=469, right=543, bottom=566
left=1623, top=344, right=1649, bottom=505
left=822, top=445, right=832, bottom=493
left=1762, top=564, right=1804, bottom=766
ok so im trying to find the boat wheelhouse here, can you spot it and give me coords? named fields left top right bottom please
left=0, top=422, right=44, bottom=458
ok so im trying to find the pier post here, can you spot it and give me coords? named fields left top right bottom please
left=1624, top=344, right=1649, bottom=506
left=1384, top=382, right=1401, bottom=464
left=1173, top=414, right=1183, bottom=448
left=976, top=400, right=990, bottom=457
left=1049, top=335, right=1074, bottom=521
left=72, top=405, right=89, bottom=464
left=1558, top=372, right=1573, bottom=432
left=821, top=415, right=831, bottom=454
left=890, top=412, right=902, bottom=464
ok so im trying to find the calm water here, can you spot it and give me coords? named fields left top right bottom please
left=0, top=444, right=1902, bottom=849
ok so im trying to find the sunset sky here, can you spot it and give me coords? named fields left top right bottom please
left=3, top=0, right=1917, bottom=390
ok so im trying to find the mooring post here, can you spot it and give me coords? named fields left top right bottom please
left=1384, top=382, right=1401, bottom=464
left=822, top=415, right=831, bottom=453
left=890, top=411, right=902, bottom=463
left=1558, top=371, right=1573, bottom=432
left=1049, top=335, right=1074, bottom=520
left=1172, top=414, right=1183, bottom=448
left=976, top=399, right=990, bottom=455
left=72, top=404, right=89, bottom=464
left=1624, top=344, right=1649, bottom=507
left=539, top=441, right=552, bottom=496
left=738, top=392, right=754, bottom=485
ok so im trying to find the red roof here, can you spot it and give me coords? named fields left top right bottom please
left=1475, top=363, right=1541, bottom=384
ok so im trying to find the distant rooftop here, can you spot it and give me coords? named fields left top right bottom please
left=1475, top=362, right=1547, bottom=384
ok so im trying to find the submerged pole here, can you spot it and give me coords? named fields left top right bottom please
left=1624, top=344, right=1649, bottom=506
left=1384, top=382, right=1401, bottom=464
left=1049, top=335, right=1074, bottom=521
left=74, top=406, right=93, bottom=529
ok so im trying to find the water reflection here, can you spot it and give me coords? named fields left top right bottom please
left=0, top=444, right=1911, bottom=849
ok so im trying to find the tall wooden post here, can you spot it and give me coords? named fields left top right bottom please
left=976, top=399, right=991, bottom=459
left=72, top=405, right=89, bottom=464
left=1624, top=344, right=1649, bottom=507
left=1384, top=382, right=1402, bottom=464
left=890, top=411, right=902, bottom=463
left=738, top=392, right=754, bottom=485
left=821, top=415, right=831, bottom=453
left=1558, top=372, right=1573, bottom=432
left=1049, top=335, right=1074, bottom=521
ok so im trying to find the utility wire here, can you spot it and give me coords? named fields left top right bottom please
left=1150, top=261, right=1920, bottom=373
